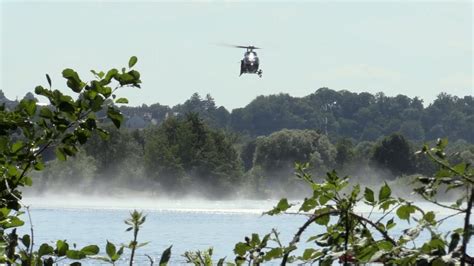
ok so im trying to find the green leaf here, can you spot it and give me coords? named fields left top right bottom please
left=103, top=69, right=118, bottom=84
left=302, top=248, right=318, bottom=260
left=424, top=211, right=435, bottom=223
left=378, top=182, right=391, bottom=201
left=233, top=242, right=250, bottom=256
left=320, top=259, right=333, bottom=266
left=315, top=214, right=330, bottom=226
left=129, top=56, right=138, bottom=68
left=66, top=250, right=86, bottom=260
left=12, top=141, right=24, bottom=153
left=115, top=98, right=129, bottom=104
left=38, top=243, right=54, bottom=257
left=263, top=247, right=283, bottom=261
left=377, top=240, right=393, bottom=251
left=110, top=246, right=124, bottom=261
left=55, top=147, right=66, bottom=161
left=250, top=233, right=260, bottom=246
left=319, top=193, right=332, bottom=205
left=97, top=86, right=112, bottom=98
left=276, top=198, right=291, bottom=211
left=129, top=69, right=140, bottom=79
left=107, top=107, right=123, bottom=128
left=56, top=240, right=69, bottom=257
left=39, top=107, right=53, bottom=118
left=62, top=68, right=84, bottom=93
left=20, top=99, right=37, bottom=116
left=217, top=257, right=226, bottom=266
left=448, top=233, right=460, bottom=252
left=314, top=208, right=331, bottom=226
left=33, top=160, right=44, bottom=171
left=159, top=245, right=172, bottom=266
left=2, top=216, right=24, bottom=229
left=357, top=245, right=378, bottom=262
left=91, top=70, right=105, bottom=79
left=97, top=128, right=110, bottom=140
left=364, top=187, right=375, bottom=204
left=379, top=198, right=397, bottom=212
left=58, top=100, right=75, bottom=113
left=429, top=238, right=445, bottom=250
left=21, top=234, right=30, bottom=248
left=0, top=136, right=8, bottom=152
left=23, top=176, right=33, bottom=186
left=435, top=168, right=453, bottom=178
left=80, top=245, right=99, bottom=255
left=300, top=198, right=318, bottom=212
left=46, top=74, right=52, bottom=87
left=106, top=241, right=116, bottom=259
left=452, top=163, right=467, bottom=175
left=117, top=73, right=135, bottom=85
left=396, top=205, right=415, bottom=221
left=266, top=198, right=293, bottom=215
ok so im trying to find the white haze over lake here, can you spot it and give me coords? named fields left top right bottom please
left=23, top=194, right=461, bottom=216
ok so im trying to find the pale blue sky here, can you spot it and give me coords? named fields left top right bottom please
left=1, top=1, right=472, bottom=110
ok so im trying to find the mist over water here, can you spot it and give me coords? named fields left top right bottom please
left=20, top=194, right=469, bottom=265
left=23, top=194, right=276, bottom=214
left=26, top=160, right=459, bottom=203
left=22, top=158, right=467, bottom=264
left=23, top=193, right=461, bottom=215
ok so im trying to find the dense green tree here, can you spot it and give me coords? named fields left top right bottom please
left=253, top=129, right=336, bottom=175
left=172, top=93, right=230, bottom=128
left=143, top=113, right=242, bottom=195
left=240, top=139, right=257, bottom=172
left=230, top=93, right=307, bottom=136
left=335, top=138, right=355, bottom=168
left=83, top=125, right=143, bottom=177
left=371, top=133, right=415, bottom=177
left=226, top=89, right=472, bottom=143
left=399, top=120, right=425, bottom=141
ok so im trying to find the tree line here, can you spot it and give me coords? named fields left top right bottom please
left=30, top=116, right=474, bottom=198
left=1, top=58, right=473, bottom=265
left=114, top=89, right=474, bottom=143
left=3, top=88, right=473, bottom=144
left=3, top=88, right=473, bottom=197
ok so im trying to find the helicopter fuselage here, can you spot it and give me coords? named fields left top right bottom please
left=240, top=50, right=262, bottom=77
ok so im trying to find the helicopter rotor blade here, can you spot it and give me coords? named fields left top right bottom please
left=218, top=43, right=262, bottom=49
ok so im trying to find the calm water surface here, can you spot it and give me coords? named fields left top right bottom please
left=20, top=197, right=470, bottom=265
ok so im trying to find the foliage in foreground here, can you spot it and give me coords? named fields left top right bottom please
left=1, top=59, right=472, bottom=265
left=219, top=139, right=473, bottom=265
left=0, top=58, right=171, bottom=265
left=180, top=140, right=473, bottom=266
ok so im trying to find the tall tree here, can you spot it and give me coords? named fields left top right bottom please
left=371, top=133, right=415, bottom=177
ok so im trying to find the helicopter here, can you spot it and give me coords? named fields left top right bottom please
left=223, top=44, right=263, bottom=77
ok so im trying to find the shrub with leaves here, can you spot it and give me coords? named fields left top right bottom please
left=221, top=139, right=473, bottom=265
left=183, top=247, right=225, bottom=266
left=0, top=57, right=171, bottom=265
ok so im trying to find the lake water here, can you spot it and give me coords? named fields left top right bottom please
left=20, top=196, right=471, bottom=265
